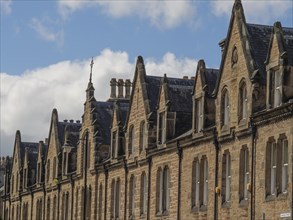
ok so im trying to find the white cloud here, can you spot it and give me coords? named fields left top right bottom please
left=0, top=0, right=12, bottom=15
left=0, top=49, right=197, bottom=155
left=29, top=17, right=64, bottom=45
left=211, top=0, right=292, bottom=24
left=58, top=0, right=197, bottom=29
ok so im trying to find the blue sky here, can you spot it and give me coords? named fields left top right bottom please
left=1, top=0, right=292, bottom=156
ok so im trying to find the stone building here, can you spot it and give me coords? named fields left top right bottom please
left=2, top=0, right=293, bottom=219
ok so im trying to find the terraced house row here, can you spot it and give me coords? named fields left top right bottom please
left=1, top=0, right=293, bottom=219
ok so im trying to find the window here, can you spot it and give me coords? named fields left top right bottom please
left=112, top=131, right=117, bottom=158
left=195, top=98, right=203, bottom=132
left=281, top=138, right=288, bottom=193
left=53, top=196, right=57, bottom=220
left=75, top=188, right=79, bottom=220
left=111, top=179, right=121, bottom=219
left=36, top=199, right=43, bottom=220
left=53, top=157, right=56, bottom=179
left=37, top=162, right=41, bottom=183
left=140, top=121, right=147, bottom=152
left=46, top=159, right=50, bottom=182
left=156, top=166, right=170, bottom=215
left=128, top=126, right=134, bottom=156
left=140, top=172, right=147, bottom=216
left=239, top=146, right=249, bottom=202
left=274, top=71, right=282, bottom=107
left=201, top=157, right=208, bottom=206
left=222, top=151, right=231, bottom=204
left=221, top=89, right=229, bottom=128
left=191, top=159, right=200, bottom=209
left=129, top=175, right=135, bottom=218
left=158, top=112, right=166, bottom=144
left=16, top=172, right=18, bottom=192
left=266, top=139, right=276, bottom=196
left=83, top=132, right=90, bottom=170
left=98, top=184, right=103, bottom=220
left=86, top=187, right=92, bottom=220
left=47, top=197, right=51, bottom=220
left=239, top=82, right=247, bottom=122
left=277, top=136, right=288, bottom=194
left=23, top=168, right=27, bottom=189
left=63, top=152, right=67, bottom=176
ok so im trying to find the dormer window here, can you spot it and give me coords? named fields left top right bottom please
left=195, top=97, right=203, bottom=132
left=128, top=126, right=134, bottom=156
left=274, top=70, right=282, bottom=107
left=268, top=69, right=282, bottom=108
left=140, top=121, right=146, bottom=152
left=112, top=131, right=118, bottom=158
left=63, top=152, right=68, bottom=176
left=158, top=112, right=166, bottom=144
left=221, top=89, right=230, bottom=128
left=239, top=82, right=247, bottom=122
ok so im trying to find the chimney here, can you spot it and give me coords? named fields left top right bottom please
left=118, top=79, right=124, bottom=98
left=219, top=38, right=226, bottom=55
left=76, top=120, right=80, bottom=124
left=69, top=119, right=74, bottom=123
left=125, top=79, right=131, bottom=99
left=183, top=76, right=188, bottom=79
left=64, top=119, right=68, bottom=123
left=110, top=78, right=117, bottom=99
left=190, top=76, right=195, bottom=80
left=45, top=138, right=49, bottom=145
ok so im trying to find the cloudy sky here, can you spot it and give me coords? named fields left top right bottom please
left=1, top=0, right=292, bottom=156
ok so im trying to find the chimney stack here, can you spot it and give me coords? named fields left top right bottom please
left=118, top=79, right=124, bottom=98
left=110, top=78, right=117, bottom=99
left=125, top=79, right=131, bottom=99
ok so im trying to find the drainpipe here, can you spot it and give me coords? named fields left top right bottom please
left=57, top=183, right=61, bottom=220
left=83, top=134, right=89, bottom=220
left=104, top=167, right=108, bottom=220
left=123, top=157, right=128, bottom=220
left=213, top=128, right=220, bottom=220
left=176, top=140, right=183, bottom=220
left=147, top=156, right=152, bottom=220
left=250, top=118, right=257, bottom=220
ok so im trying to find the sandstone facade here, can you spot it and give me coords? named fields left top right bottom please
left=2, top=1, right=293, bottom=220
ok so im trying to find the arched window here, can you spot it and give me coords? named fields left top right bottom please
left=53, top=196, right=57, bottom=220
left=200, top=156, right=208, bottom=207
left=129, top=175, right=135, bottom=218
left=46, top=160, right=50, bottom=183
left=239, top=146, right=249, bottom=202
left=140, top=172, right=147, bottom=216
left=222, top=151, right=231, bottom=204
left=86, top=187, right=92, bottom=220
left=221, top=89, right=230, bottom=128
left=111, top=131, right=117, bottom=158
left=47, top=197, right=51, bottom=220
left=98, top=184, right=103, bottom=220
left=83, top=132, right=90, bottom=170
left=128, top=126, right=134, bottom=156
left=195, top=97, right=204, bottom=132
left=53, top=157, right=56, bottom=179
left=239, top=82, right=247, bottom=122
left=111, top=179, right=121, bottom=219
left=191, top=159, right=200, bottom=209
left=156, top=166, right=170, bottom=214
left=140, top=121, right=146, bottom=152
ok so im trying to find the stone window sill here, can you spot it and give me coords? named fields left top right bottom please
left=239, top=199, right=249, bottom=208
left=156, top=210, right=169, bottom=217
left=139, top=213, right=147, bottom=219
left=222, top=201, right=231, bottom=208
left=238, top=118, right=247, bottom=128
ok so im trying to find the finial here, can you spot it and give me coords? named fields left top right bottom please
left=89, top=57, right=94, bottom=83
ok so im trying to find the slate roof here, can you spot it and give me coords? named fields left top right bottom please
left=118, top=102, right=129, bottom=127
left=58, top=121, right=81, bottom=147
left=93, top=101, right=114, bottom=145
left=205, top=68, right=219, bottom=96
left=167, top=77, right=194, bottom=112
left=283, top=27, right=293, bottom=65
left=145, top=76, right=162, bottom=114
left=20, top=142, right=38, bottom=166
left=246, top=23, right=272, bottom=84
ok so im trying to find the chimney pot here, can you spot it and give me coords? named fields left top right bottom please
left=191, top=76, right=195, bottom=80
left=124, top=79, right=131, bottom=99
left=183, top=76, right=188, bottom=79
left=76, top=120, right=80, bottom=124
left=69, top=119, right=74, bottom=123
left=118, top=79, right=124, bottom=98
left=64, top=119, right=68, bottom=122
left=110, top=78, right=117, bottom=99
